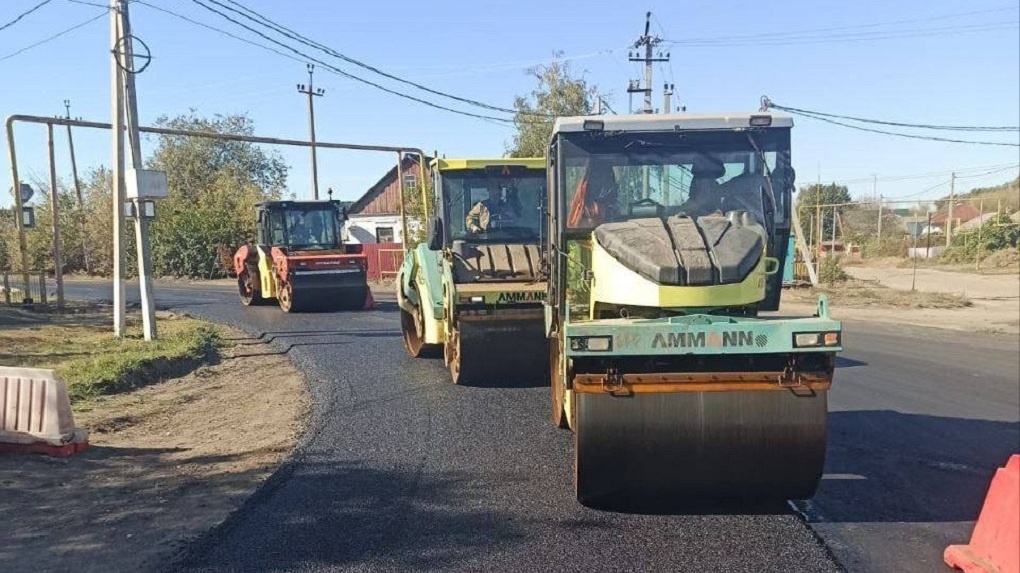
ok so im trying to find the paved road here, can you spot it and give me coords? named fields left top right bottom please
left=62, top=280, right=1020, bottom=572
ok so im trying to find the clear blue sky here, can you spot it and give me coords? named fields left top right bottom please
left=2, top=0, right=1018, bottom=209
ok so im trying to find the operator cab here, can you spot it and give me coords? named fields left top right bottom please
left=549, top=113, right=795, bottom=312
left=257, top=201, right=348, bottom=251
left=427, top=159, right=547, bottom=282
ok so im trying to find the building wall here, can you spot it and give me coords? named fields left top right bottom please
left=346, top=214, right=403, bottom=245
left=350, top=158, right=422, bottom=216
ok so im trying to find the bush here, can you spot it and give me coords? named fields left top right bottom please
left=819, top=256, right=849, bottom=284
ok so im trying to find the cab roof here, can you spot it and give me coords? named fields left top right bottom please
left=431, top=157, right=545, bottom=171
left=552, top=112, right=794, bottom=134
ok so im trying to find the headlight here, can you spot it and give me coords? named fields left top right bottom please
left=793, top=332, right=840, bottom=348
left=569, top=336, right=612, bottom=352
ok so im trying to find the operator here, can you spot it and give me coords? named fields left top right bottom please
left=289, top=213, right=312, bottom=245
left=679, top=156, right=726, bottom=217
left=466, top=184, right=521, bottom=233
left=567, top=159, right=619, bottom=228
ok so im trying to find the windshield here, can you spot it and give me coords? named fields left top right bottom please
left=559, top=129, right=790, bottom=231
left=268, top=207, right=339, bottom=250
left=440, top=168, right=545, bottom=242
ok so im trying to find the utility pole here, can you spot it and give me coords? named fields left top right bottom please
left=595, top=96, right=603, bottom=115
left=663, top=83, right=674, bottom=114
left=297, top=64, right=325, bottom=199
left=110, top=0, right=126, bottom=336
left=877, top=194, right=883, bottom=243
left=118, top=0, right=157, bottom=340
left=946, top=171, right=956, bottom=247
left=64, top=100, right=91, bottom=274
left=628, top=12, right=669, bottom=114
left=47, top=124, right=64, bottom=307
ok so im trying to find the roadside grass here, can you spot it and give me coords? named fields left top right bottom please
left=789, top=280, right=972, bottom=310
left=0, top=306, right=219, bottom=404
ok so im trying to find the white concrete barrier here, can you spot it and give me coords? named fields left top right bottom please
left=0, top=367, right=89, bottom=456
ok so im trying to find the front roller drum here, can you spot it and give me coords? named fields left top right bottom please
left=448, top=318, right=548, bottom=386
left=279, top=271, right=369, bottom=313
left=574, top=389, right=828, bottom=504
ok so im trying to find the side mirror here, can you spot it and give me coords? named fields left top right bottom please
left=427, top=217, right=443, bottom=251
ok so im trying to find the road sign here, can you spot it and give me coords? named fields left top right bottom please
left=9, top=183, right=34, bottom=203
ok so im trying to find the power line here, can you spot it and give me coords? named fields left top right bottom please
left=764, top=102, right=1020, bottom=147
left=1, top=0, right=53, bottom=33
left=833, top=163, right=1020, bottom=185
left=133, top=0, right=305, bottom=64
left=181, top=0, right=524, bottom=123
left=197, top=0, right=550, bottom=119
left=0, top=10, right=104, bottom=62
left=769, top=102, right=1018, bottom=132
left=662, top=6, right=1018, bottom=45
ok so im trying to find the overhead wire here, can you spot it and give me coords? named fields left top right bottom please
left=0, top=0, right=53, bottom=33
left=767, top=103, right=1020, bottom=147
left=0, top=10, right=104, bottom=62
left=181, top=0, right=530, bottom=123
left=662, top=6, right=1018, bottom=45
left=770, top=103, right=1019, bottom=132
left=200, top=0, right=551, bottom=119
left=133, top=0, right=305, bottom=64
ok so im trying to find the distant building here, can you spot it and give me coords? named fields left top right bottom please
left=346, top=155, right=428, bottom=245
left=929, top=202, right=982, bottom=234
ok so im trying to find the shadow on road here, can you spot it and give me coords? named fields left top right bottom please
left=174, top=460, right=523, bottom=572
left=815, top=410, right=1019, bottom=523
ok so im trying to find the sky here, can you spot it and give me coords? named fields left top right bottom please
left=1, top=0, right=1018, bottom=210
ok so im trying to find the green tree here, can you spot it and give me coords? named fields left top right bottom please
left=146, top=112, right=288, bottom=277
left=796, top=183, right=852, bottom=243
left=508, top=59, right=601, bottom=158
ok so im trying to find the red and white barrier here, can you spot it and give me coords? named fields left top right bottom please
left=1, top=367, right=89, bottom=457
left=945, top=455, right=1020, bottom=573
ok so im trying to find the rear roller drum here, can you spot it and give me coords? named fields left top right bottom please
left=574, top=389, right=828, bottom=505
left=401, top=306, right=427, bottom=358
left=447, top=320, right=548, bottom=386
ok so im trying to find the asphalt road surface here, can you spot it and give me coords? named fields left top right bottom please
left=61, top=280, right=1020, bottom=573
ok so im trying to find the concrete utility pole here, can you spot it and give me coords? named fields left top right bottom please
left=946, top=171, right=956, bottom=247
left=628, top=12, right=669, bottom=114
left=110, top=0, right=126, bottom=336
left=663, top=83, right=674, bottom=114
left=297, top=64, right=325, bottom=199
left=47, top=124, right=64, bottom=307
left=118, top=0, right=157, bottom=340
left=64, top=100, right=91, bottom=274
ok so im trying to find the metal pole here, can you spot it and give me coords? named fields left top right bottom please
left=396, top=153, right=409, bottom=247
left=47, top=124, right=65, bottom=308
left=110, top=0, right=126, bottom=336
left=6, top=122, right=32, bottom=304
left=877, top=194, right=883, bottom=244
left=118, top=0, right=157, bottom=341
left=911, top=226, right=918, bottom=291
left=925, top=212, right=933, bottom=259
left=64, top=100, right=91, bottom=274
left=830, top=206, right=838, bottom=253
left=946, top=172, right=955, bottom=247
left=977, top=199, right=984, bottom=270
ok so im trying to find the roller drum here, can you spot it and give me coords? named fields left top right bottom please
left=453, top=318, right=548, bottom=385
left=574, top=389, right=827, bottom=504
left=286, top=269, right=368, bottom=312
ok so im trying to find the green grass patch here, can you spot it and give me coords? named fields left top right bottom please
left=0, top=309, right=219, bottom=403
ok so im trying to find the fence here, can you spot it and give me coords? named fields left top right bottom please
left=1, top=272, right=50, bottom=307
left=358, top=243, right=404, bottom=281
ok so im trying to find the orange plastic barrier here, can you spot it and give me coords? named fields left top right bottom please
left=944, top=455, right=1020, bottom=573
left=0, top=367, right=89, bottom=457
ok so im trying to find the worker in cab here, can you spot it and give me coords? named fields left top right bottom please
left=288, top=212, right=312, bottom=245
left=466, top=184, right=521, bottom=233
left=568, top=159, right=619, bottom=228
left=679, top=156, right=726, bottom=218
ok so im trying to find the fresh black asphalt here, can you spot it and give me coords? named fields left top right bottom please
left=61, top=280, right=1020, bottom=572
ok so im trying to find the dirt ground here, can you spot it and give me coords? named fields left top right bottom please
left=783, top=264, right=1020, bottom=334
left=0, top=329, right=308, bottom=573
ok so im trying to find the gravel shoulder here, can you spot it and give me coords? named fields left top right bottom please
left=0, top=327, right=308, bottom=573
